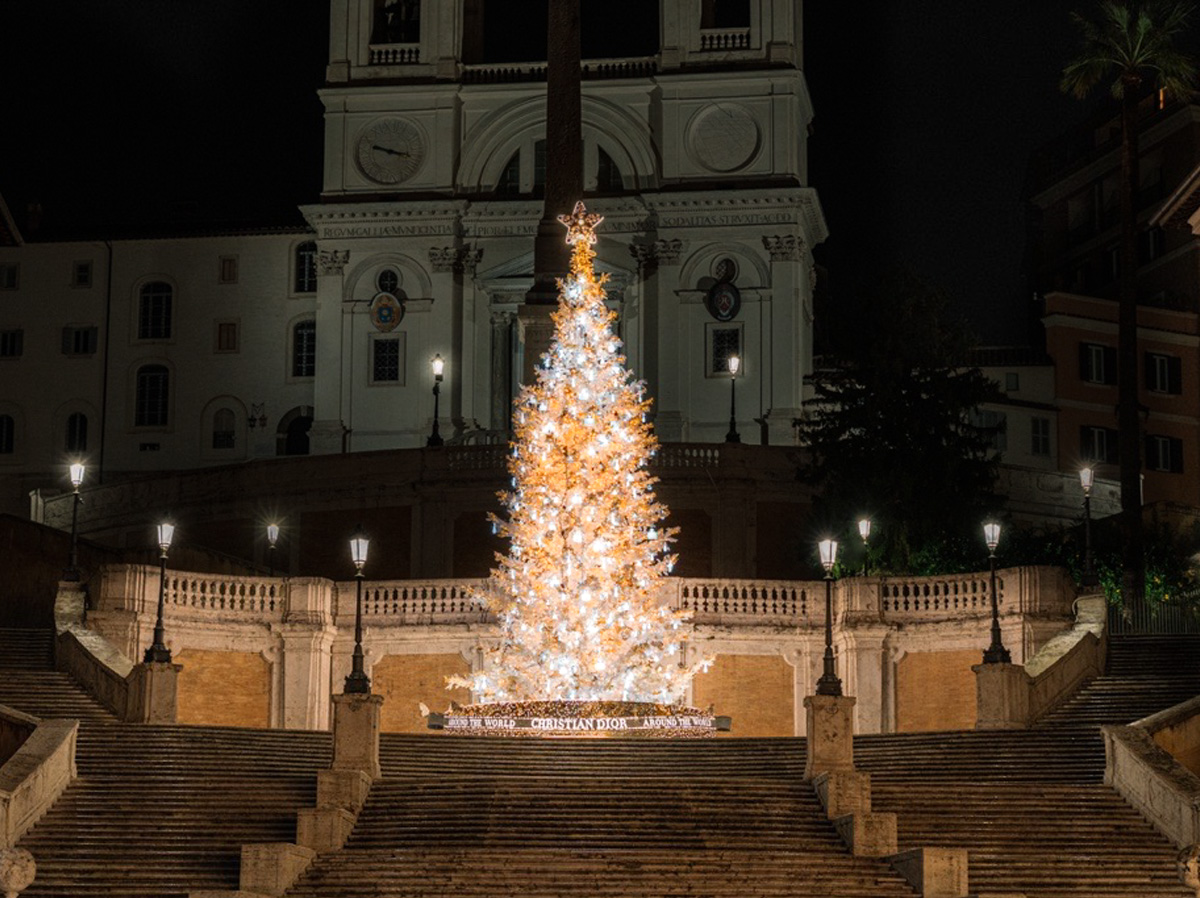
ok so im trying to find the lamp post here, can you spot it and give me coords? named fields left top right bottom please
left=857, top=517, right=871, bottom=576
left=65, top=463, right=85, bottom=581
left=344, top=527, right=371, bottom=694
left=725, top=354, right=741, bottom=444
left=266, top=523, right=280, bottom=577
left=427, top=354, right=445, bottom=448
left=1079, top=467, right=1098, bottom=588
left=816, top=538, right=842, bottom=696
left=981, top=521, right=1011, bottom=664
left=144, top=521, right=175, bottom=664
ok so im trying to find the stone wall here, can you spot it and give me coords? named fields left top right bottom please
left=692, top=653, right=795, bottom=737
left=374, top=653, right=471, bottom=733
left=175, top=650, right=271, bottom=728
left=895, top=650, right=979, bottom=733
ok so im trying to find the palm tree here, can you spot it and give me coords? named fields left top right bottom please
left=1062, top=0, right=1197, bottom=610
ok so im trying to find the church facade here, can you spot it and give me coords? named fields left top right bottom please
left=0, top=0, right=824, bottom=513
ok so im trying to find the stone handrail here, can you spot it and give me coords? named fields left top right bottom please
left=55, top=627, right=134, bottom=721
left=873, top=566, right=1074, bottom=622
left=167, top=572, right=285, bottom=620
left=1105, top=697, right=1200, bottom=847
left=675, top=579, right=814, bottom=625
left=974, top=594, right=1104, bottom=729
left=0, top=707, right=77, bottom=848
left=341, top=579, right=490, bottom=625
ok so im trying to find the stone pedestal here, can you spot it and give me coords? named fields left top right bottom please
left=54, top=582, right=86, bottom=631
left=973, top=662, right=1031, bottom=730
left=0, top=848, right=35, bottom=899
left=125, top=662, right=181, bottom=724
left=889, top=847, right=969, bottom=897
left=804, top=694, right=857, bottom=779
left=239, top=843, right=315, bottom=896
left=296, top=807, right=357, bottom=854
left=813, top=770, right=872, bottom=818
left=834, top=811, right=897, bottom=857
left=331, top=693, right=383, bottom=779
left=316, top=768, right=372, bottom=813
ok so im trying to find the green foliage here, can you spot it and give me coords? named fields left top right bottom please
left=800, top=270, right=1003, bottom=575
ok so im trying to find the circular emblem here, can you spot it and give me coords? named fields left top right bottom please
left=370, top=292, right=405, bottom=331
left=705, top=282, right=741, bottom=322
left=356, top=118, right=425, bottom=185
left=688, top=104, right=761, bottom=173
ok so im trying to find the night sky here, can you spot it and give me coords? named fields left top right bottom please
left=0, top=1, right=1096, bottom=343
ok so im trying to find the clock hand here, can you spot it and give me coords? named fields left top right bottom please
left=372, top=144, right=410, bottom=157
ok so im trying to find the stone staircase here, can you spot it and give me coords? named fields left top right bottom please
left=292, top=736, right=917, bottom=897
left=0, top=627, right=116, bottom=721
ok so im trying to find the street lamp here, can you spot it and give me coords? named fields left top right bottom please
left=144, top=521, right=175, bottom=664
left=858, top=517, right=871, bottom=576
left=816, top=538, right=842, bottom=696
left=64, top=463, right=85, bottom=581
left=981, top=521, right=1011, bottom=664
left=427, top=354, right=445, bottom=448
left=725, top=354, right=741, bottom=444
left=266, top=523, right=280, bottom=577
left=1079, top=467, right=1098, bottom=588
left=344, top=527, right=371, bottom=694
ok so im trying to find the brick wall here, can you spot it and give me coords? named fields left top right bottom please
left=374, top=653, right=471, bottom=734
left=692, top=653, right=795, bottom=737
left=175, top=649, right=271, bottom=728
left=895, top=650, right=979, bottom=732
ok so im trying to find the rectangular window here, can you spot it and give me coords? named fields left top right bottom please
left=706, top=324, right=742, bottom=377
left=1079, top=342, right=1116, bottom=385
left=1145, top=352, right=1182, bottom=395
left=371, top=335, right=403, bottom=384
left=294, top=242, right=317, bottom=293
left=1080, top=425, right=1119, bottom=464
left=1004, top=372, right=1019, bottom=392
left=139, top=442, right=160, bottom=452
left=219, top=256, right=238, bottom=284
left=71, top=261, right=93, bottom=288
left=216, top=321, right=239, bottom=353
left=972, top=409, right=1007, bottom=452
left=293, top=321, right=316, bottom=378
left=61, top=326, right=98, bottom=356
left=0, top=263, right=17, bottom=291
left=1146, top=434, right=1184, bottom=473
left=1031, top=416, right=1051, bottom=456
left=1138, top=226, right=1165, bottom=265
left=0, top=329, right=23, bottom=358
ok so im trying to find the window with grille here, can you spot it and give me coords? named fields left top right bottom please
left=1031, top=417, right=1051, bottom=456
left=0, top=264, right=17, bottom=291
left=596, top=148, right=624, bottom=193
left=216, top=321, right=239, bottom=353
left=293, top=320, right=316, bottom=377
left=72, top=261, right=93, bottom=288
left=212, top=408, right=236, bottom=449
left=372, top=336, right=403, bottom=383
left=66, top=412, right=87, bottom=453
left=219, top=256, right=238, bottom=284
left=62, top=326, right=98, bottom=356
left=294, top=242, right=317, bottom=293
left=138, top=282, right=172, bottom=339
left=497, top=152, right=520, bottom=196
left=377, top=269, right=400, bottom=294
left=0, top=415, right=13, bottom=454
left=0, top=329, right=22, bottom=358
left=707, top=325, right=741, bottom=377
left=972, top=409, right=1007, bottom=452
left=134, top=365, right=169, bottom=427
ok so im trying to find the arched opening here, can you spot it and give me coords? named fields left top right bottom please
left=277, top=407, right=313, bottom=456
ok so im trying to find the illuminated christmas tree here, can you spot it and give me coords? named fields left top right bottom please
left=460, top=202, right=703, bottom=705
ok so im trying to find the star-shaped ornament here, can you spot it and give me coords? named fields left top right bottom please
left=558, top=201, right=604, bottom=245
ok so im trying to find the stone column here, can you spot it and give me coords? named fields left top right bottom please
left=331, top=692, right=383, bottom=779
left=428, top=246, right=461, bottom=441
left=278, top=623, right=336, bottom=731
left=310, top=249, right=351, bottom=455
left=650, top=238, right=684, bottom=440
left=460, top=247, right=484, bottom=432
left=803, top=694, right=856, bottom=779
left=489, top=309, right=515, bottom=431
left=761, top=235, right=806, bottom=445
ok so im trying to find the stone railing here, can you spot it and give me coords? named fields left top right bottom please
left=675, top=579, right=813, bottom=626
left=461, top=57, right=657, bottom=84
left=699, top=28, right=751, bottom=51
left=878, top=574, right=996, bottom=619
left=1105, top=697, right=1200, bottom=847
left=368, top=43, right=419, bottom=65
left=55, top=628, right=133, bottom=721
left=339, top=579, right=490, bottom=625
left=654, top=444, right=721, bottom=469
left=166, top=572, right=284, bottom=620
left=0, top=706, right=77, bottom=848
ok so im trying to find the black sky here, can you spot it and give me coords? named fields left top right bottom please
left=0, top=1, right=1098, bottom=343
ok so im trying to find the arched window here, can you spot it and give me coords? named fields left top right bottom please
left=138, top=282, right=173, bottom=339
left=497, top=152, right=520, bottom=197
left=294, top=241, right=317, bottom=293
left=0, top=415, right=13, bottom=454
left=135, top=365, right=170, bottom=426
left=66, top=412, right=88, bottom=453
left=293, top=320, right=316, bottom=377
left=212, top=408, right=235, bottom=449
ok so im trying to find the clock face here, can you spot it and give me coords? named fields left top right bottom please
left=356, top=118, right=425, bottom=185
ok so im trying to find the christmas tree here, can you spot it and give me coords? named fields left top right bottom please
left=459, top=203, right=704, bottom=705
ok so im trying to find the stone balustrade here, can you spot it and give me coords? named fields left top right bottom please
left=699, top=27, right=751, bottom=51
left=368, top=43, right=419, bottom=65
left=167, top=573, right=285, bottom=621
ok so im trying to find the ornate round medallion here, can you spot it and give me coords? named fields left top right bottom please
left=705, top=281, right=741, bottom=322
left=370, top=292, right=404, bottom=331
left=688, top=104, right=761, bottom=173
left=356, top=118, right=425, bottom=185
